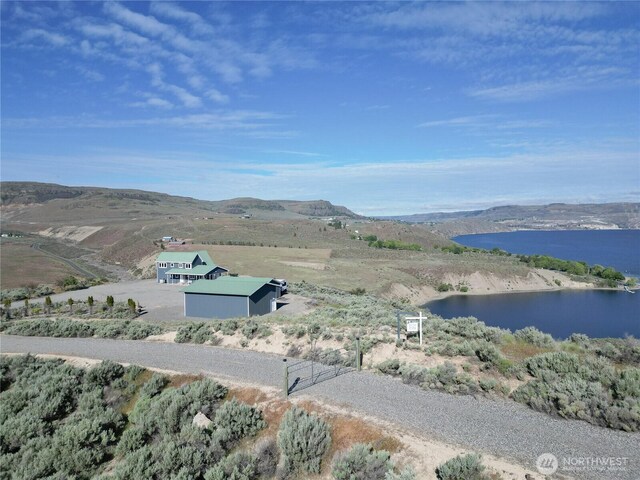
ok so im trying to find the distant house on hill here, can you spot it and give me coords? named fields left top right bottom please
left=156, top=251, right=227, bottom=284
left=182, top=277, right=281, bottom=319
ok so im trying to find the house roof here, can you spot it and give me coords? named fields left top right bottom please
left=165, top=265, right=221, bottom=275
left=157, top=251, right=199, bottom=263
left=156, top=250, right=222, bottom=267
left=182, top=277, right=278, bottom=297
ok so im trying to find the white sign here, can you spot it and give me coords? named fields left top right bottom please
left=407, top=320, right=419, bottom=333
left=405, top=312, right=425, bottom=345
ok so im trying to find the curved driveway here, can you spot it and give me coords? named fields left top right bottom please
left=1, top=335, right=638, bottom=480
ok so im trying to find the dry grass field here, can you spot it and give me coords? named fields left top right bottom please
left=0, top=240, right=78, bottom=289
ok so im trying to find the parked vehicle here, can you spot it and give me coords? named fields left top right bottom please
left=275, top=279, right=288, bottom=295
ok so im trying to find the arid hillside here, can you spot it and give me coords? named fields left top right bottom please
left=0, top=182, right=607, bottom=301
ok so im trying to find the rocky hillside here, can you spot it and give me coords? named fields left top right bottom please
left=382, top=202, right=640, bottom=233
left=0, top=182, right=360, bottom=222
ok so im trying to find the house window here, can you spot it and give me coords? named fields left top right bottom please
left=178, top=263, right=184, bottom=268
left=170, top=263, right=174, bottom=267
left=158, top=262, right=167, bottom=268
left=186, top=263, right=191, bottom=269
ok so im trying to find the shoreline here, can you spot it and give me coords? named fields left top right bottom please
left=423, top=285, right=636, bottom=305
left=389, top=268, right=637, bottom=307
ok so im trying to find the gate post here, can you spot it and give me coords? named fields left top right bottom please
left=355, top=337, right=361, bottom=371
left=283, top=359, right=289, bottom=398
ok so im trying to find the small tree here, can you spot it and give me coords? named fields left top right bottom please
left=127, top=298, right=136, bottom=315
left=87, top=296, right=94, bottom=315
left=106, top=295, right=114, bottom=314
left=45, top=296, right=53, bottom=315
left=3, top=298, right=11, bottom=319
left=67, top=298, right=75, bottom=314
left=23, top=298, right=29, bottom=317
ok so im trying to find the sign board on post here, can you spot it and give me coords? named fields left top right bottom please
left=407, top=320, right=419, bottom=333
left=405, top=311, right=425, bottom=345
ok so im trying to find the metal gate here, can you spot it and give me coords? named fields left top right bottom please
left=283, top=338, right=362, bottom=396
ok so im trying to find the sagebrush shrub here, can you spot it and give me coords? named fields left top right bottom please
left=277, top=407, right=331, bottom=474
left=204, top=451, right=257, bottom=480
left=214, top=399, right=266, bottom=443
left=377, top=359, right=401, bottom=376
left=332, top=443, right=391, bottom=480
left=514, top=326, right=555, bottom=347
left=435, top=453, right=489, bottom=480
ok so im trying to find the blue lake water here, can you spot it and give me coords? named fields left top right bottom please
left=426, top=290, right=640, bottom=339
left=454, top=229, right=640, bottom=277
left=429, top=229, right=640, bottom=338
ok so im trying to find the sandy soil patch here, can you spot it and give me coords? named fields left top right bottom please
left=38, top=225, right=104, bottom=242
left=146, top=331, right=177, bottom=342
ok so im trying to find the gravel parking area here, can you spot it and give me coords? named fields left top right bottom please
left=2, top=335, right=638, bottom=480
left=20, top=280, right=185, bottom=322
left=19, top=280, right=308, bottom=323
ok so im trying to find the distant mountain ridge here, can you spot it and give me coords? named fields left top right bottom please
left=0, top=182, right=360, bottom=219
left=379, top=202, right=640, bottom=231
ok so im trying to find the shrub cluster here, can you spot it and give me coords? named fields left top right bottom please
left=291, top=282, right=404, bottom=328
left=0, top=284, right=54, bottom=302
left=512, top=352, right=640, bottom=431
left=175, top=322, right=216, bottom=344
left=2, top=318, right=161, bottom=340
left=0, top=356, right=126, bottom=479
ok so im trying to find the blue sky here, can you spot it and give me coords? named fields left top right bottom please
left=1, top=1, right=639, bottom=215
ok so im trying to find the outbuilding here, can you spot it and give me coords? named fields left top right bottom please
left=182, top=277, right=281, bottom=319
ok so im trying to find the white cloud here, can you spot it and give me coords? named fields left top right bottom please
left=75, top=66, right=105, bottom=82
left=205, top=88, right=230, bottom=104
left=19, top=28, right=68, bottom=46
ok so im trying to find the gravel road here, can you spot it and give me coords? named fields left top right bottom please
left=2, top=335, right=638, bottom=479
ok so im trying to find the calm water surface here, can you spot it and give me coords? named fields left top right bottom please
left=426, top=290, right=639, bottom=339
left=454, top=229, right=640, bottom=276
left=432, top=230, right=640, bottom=338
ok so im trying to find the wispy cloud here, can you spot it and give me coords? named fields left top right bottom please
left=418, top=115, right=498, bottom=128
left=265, top=149, right=326, bottom=158
left=19, top=28, right=69, bottom=46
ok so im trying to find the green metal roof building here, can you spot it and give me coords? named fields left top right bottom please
left=182, top=277, right=281, bottom=319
